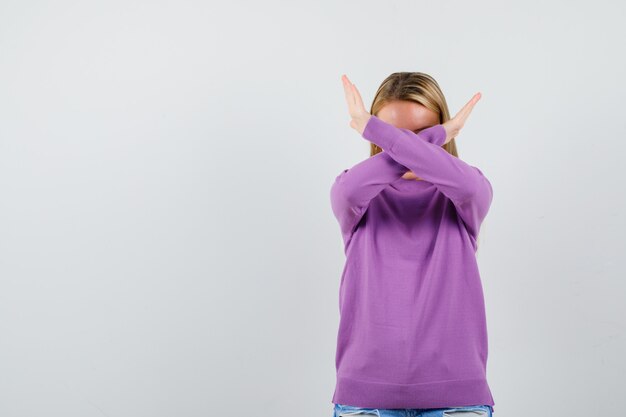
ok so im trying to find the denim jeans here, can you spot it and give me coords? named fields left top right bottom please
left=333, top=403, right=493, bottom=417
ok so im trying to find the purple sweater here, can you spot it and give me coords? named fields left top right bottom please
left=330, top=115, right=495, bottom=410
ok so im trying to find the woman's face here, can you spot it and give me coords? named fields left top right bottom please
left=377, top=100, right=439, bottom=134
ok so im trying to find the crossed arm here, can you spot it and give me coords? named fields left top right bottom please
left=330, top=115, right=492, bottom=245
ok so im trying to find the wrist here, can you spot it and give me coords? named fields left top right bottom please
left=355, top=113, right=371, bottom=135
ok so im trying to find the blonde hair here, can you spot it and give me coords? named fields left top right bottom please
left=368, top=72, right=483, bottom=249
left=369, top=71, right=456, bottom=158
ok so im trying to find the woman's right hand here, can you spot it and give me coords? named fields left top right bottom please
left=341, top=74, right=371, bottom=135
left=441, top=92, right=482, bottom=145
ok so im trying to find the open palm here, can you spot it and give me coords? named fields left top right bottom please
left=341, top=74, right=371, bottom=134
left=442, top=92, right=482, bottom=145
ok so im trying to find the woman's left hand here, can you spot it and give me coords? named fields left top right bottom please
left=441, top=92, right=482, bottom=145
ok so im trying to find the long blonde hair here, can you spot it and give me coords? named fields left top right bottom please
left=369, top=72, right=484, bottom=248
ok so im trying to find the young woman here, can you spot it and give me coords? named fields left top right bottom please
left=330, top=73, right=495, bottom=417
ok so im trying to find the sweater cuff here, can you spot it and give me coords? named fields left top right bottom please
left=362, top=115, right=396, bottom=151
left=427, top=124, right=448, bottom=146
left=362, top=115, right=447, bottom=149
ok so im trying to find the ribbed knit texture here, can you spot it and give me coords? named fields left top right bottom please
left=330, top=115, right=495, bottom=410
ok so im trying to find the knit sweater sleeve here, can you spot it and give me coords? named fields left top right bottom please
left=361, top=114, right=493, bottom=238
left=330, top=124, right=444, bottom=247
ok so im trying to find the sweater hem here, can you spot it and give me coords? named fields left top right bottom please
left=331, top=374, right=495, bottom=410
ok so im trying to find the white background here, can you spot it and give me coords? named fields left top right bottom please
left=1, top=1, right=624, bottom=416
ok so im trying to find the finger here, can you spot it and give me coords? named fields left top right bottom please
left=344, top=75, right=358, bottom=110
left=456, top=93, right=480, bottom=119
left=453, top=92, right=481, bottom=123
left=351, top=82, right=366, bottom=113
left=342, top=75, right=356, bottom=111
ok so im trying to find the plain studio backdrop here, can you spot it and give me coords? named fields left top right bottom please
left=1, top=1, right=624, bottom=416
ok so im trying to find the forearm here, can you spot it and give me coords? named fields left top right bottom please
left=330, top=151, right=404, bottom=240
